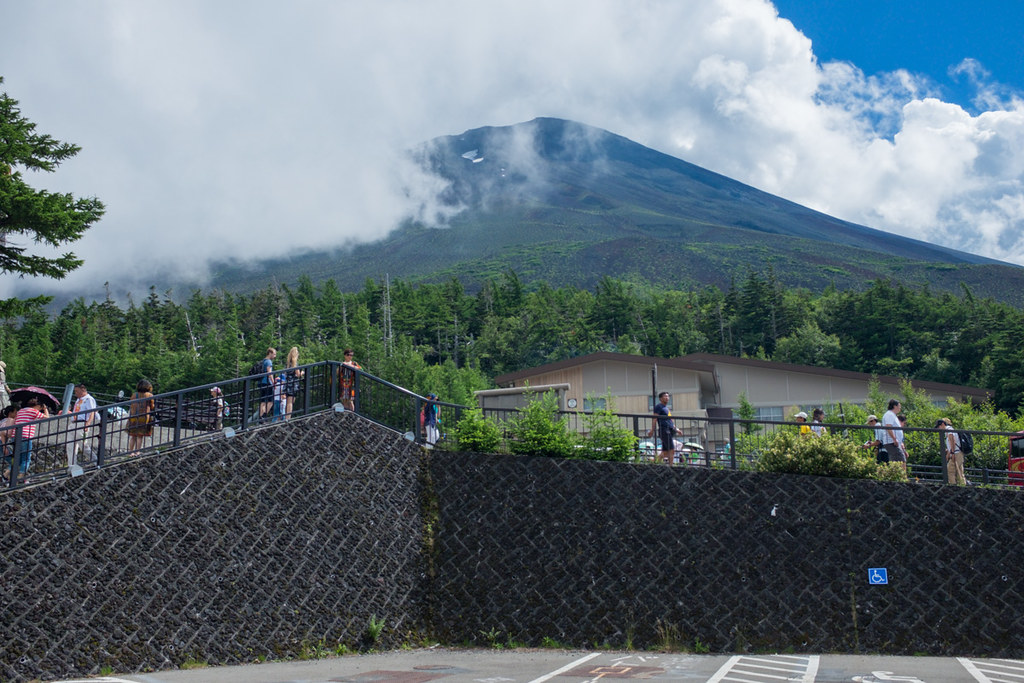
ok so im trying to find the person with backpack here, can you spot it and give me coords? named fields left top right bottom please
left=257, top=348, right=277, bottom=422
left=937, top=417, right=967, bottom=485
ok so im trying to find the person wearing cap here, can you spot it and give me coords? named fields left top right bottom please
left=862, top=415, right=885, bottom=460
left=879, top=399, right=902, bottom=464
left=422, top=393, right=440, bottom=446
left=794, top=411, right=811, bottom=436
left=937, top=417, right=966, bottom=485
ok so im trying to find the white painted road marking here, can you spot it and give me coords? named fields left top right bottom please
left=707, top=654, right=820, bottom=682
left=959, top=656, right=1024, bottom=682
left=526, top=651, right=602, bottom=683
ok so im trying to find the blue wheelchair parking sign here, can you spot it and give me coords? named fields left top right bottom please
left=868, top=568, right=889, bottom=585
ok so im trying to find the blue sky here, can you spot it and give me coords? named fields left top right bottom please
left=1, top=0, right=1024, bottom=298
left=774, top=0, right=1024, bottom=110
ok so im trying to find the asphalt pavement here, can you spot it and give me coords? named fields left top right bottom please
left=53, top=648, right=1024, bottom=683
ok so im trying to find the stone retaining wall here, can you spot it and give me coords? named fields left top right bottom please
left=428, top=451, right=1024, bottom=655
left=3, top=416, right=1023, bottom=681
left=0, top=412, right=427, bottom=682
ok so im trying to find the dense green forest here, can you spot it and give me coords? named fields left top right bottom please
left=2, top=270, right=1023, bottom=414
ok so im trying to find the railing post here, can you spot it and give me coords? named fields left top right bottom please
left=729, top=419, right=737, bottom=470
left=327, top=362, right=339, bottom=407
left=174, top=392, right=184, bottom=447
left=940, top=431, right=950, bottom=484
left=241, top=378, right=252, bottom=430
left=353, top=370, right=361, bottom=413
left=413, top=396, right=423, bottom=444
left=301, top=364, right=311, bottom=417
left=96, top=409, right=107, bottom=467
left=8, top=425, right=23, bottom=488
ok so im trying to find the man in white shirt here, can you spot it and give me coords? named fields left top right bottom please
left=66, top=384, right=97, bottom=467
left=880, top=399, right=903, bottom=465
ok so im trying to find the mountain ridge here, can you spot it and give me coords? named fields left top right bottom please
left=209, top=117, right=1023, bottom=303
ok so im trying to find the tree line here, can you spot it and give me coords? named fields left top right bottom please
left=2, top=269, right=1023, bottom=414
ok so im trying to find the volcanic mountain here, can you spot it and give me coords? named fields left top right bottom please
left=210, top=117, right=1024, bottom=302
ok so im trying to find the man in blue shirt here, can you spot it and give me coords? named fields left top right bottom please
left=259, top=348, right=277, bottom=421
left=647, top=392, right=678, bottom=465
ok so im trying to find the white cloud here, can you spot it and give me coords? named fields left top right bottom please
left=2, top=0, right=1023, bottom=299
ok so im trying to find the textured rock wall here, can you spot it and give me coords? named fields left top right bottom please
left=5, top=418, right=1024, bottom=681
left=0, top=412, right=427, bottom=682
left=428, top=451, right=1024, bottom=656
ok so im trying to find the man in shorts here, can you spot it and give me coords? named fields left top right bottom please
left=259, top=348, right=277, bottom=421
left=647, top=392, right=678, bottom=465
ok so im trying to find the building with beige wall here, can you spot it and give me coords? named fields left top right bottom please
left=485, top=351, right=991, bottom=421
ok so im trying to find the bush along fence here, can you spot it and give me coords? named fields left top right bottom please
left=6, top=364, right=1023, bottom=495
left=473, top=391, right=1024, bottom=489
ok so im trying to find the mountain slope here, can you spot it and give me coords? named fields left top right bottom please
left=210, top=118, right=1024, bottom=303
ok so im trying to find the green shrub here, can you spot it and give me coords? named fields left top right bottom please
left=873, top=462, right=909, bottom=482
left=757, top=431, right=906, bottom=481
left=453, top=406, right=503, bottom=452
left=508, top=389, right=576, bottom=458
left=578, top=392, right=637, bottom=461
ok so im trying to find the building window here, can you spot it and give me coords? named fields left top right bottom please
left=739, top=406, right=784, bottom=422
left=583, top=397, right=607, bottom=412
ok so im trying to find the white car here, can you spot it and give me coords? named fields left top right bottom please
left=638, top=439, right=705, bottom=464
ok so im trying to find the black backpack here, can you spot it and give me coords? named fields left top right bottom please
left=248, top=358, right=265, bottom=378
left=957, top=430, right=974, bottom=455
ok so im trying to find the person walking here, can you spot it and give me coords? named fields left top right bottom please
left=258, top=347, right=277, bottom=421
left=938, top=417, right=967, bottom=485
left=647, top=392, right=679, bottom=465
left=794, top=411, right=811, bottom=436
left=283, top=346, right=304, bottom=420
left=862, top=415, right=885, bottom=461
left=422, top=393, right=440, bottom=446
left=810, top=408, right=828, bottom=437
left=879, top=399, right=902, bottom=464
left=66, top=383, right=97, bottom=467
left=126, top=379, right=156, bottom=456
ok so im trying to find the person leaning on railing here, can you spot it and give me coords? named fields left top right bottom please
left=8, top=398, right=48, bottom=483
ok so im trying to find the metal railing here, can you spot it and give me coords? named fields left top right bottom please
left=479, top=407, right=1024, bottom=489
left=1, top=361, right=450, bottom=493
left=6, top=364, right=1021, bottom=493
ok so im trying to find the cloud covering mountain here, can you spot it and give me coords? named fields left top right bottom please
left=2, top=0, right=1023, bottom=298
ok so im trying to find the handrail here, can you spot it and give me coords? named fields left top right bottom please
left=1, top=360, right=449, bottom=494
left=479, top=407, right=1024, bottom=490
left=5, top=363, right=1021, bottom=493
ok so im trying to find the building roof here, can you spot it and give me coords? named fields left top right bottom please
left=493, top=351, right=993, bottom=402
left=681, top=352, right=993, bottom=401
left=492, top=351, right=714, bottom=386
